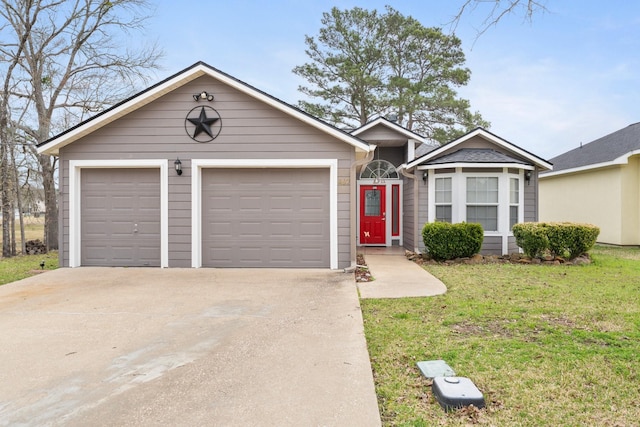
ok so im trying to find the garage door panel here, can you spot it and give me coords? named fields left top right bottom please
left=202, top=168, right=329, bottom=268
left=81, top=168, right=160, bottom=267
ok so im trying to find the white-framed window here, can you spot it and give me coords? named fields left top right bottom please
left=466, top=177, right=499, bottom=231
left=509, top=177, right=519, bottom=229
left=427, top=168, right=524, bottom=234
left=434, top=177, right=452, bottom=223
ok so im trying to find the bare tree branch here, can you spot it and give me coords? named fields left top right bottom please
left=449, top=0, right=548, bottom=39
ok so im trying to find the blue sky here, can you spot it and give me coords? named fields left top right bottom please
left=144, top=1, right=640, bottom=160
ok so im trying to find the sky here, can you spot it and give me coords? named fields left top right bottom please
left=142, top=1, right=640, bottom=161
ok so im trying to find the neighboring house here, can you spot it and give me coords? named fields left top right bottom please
left=37, top=62, right=552, bottom=269
left=539, top=122, right=640, bottom=245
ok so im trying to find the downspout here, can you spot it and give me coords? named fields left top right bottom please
left=399, top=165, right=420, bottom=254
left=345, top=146, right=376, bottom=272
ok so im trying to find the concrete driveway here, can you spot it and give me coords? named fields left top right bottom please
left=0, top=268, right=381, bottom=426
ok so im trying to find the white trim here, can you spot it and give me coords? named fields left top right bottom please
left=191, top=158, right=339, bottom=269
left=418, top=163, right=535, bottom=171
left=539, top=149, right=640, bottom=179
left=38, top=63, right=373, bottom=155
left=356, top=179, right=404, bottom=247
left=68, top=159, right=169, bottom=268
left=351, top=117, right=431, bottom=145
left=407, top=128, right=552, bottom=171
left=427, top=168, right=522, bottom=255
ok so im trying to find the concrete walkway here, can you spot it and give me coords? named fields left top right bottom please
left=357, top=248, right=447, bottom=299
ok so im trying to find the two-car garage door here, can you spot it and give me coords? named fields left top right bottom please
left=79, top=167, right=330, bottom=268
left=201, top=168, right=330, bottom=268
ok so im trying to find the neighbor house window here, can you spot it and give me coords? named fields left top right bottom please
left=466, top=177, right=498, bottom=231
left=509, top=178, right=519, bottom=229
left=434, top=177, right=452, bottom=223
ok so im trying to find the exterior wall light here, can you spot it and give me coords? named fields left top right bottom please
left=193, top=91, right=214, bottom=102
left=525, top=170, right=532, bottom=185
left=174, top=158, right=182, bottom=176
left=422, top=171, right=428, bottom=184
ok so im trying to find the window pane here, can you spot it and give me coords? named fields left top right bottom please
left=436, top=205, right=452, bottom=223
left=510, top=178, right=519, bottom=204
left=467, top=205, right=498, bottom=231
left=364, top=189, right=380, bottom=216
left=435, top=177, right=451, bottom=203
left=467, top=177, right=498, bottom=203
left=510, top=206, right=518, bottom=229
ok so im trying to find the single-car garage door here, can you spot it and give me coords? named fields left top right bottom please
left=202, top=168, right=330, bottom=268
left=81, top=168, right=161, bottom=266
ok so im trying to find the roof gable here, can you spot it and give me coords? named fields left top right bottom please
left=351, top=117, right=433, bottom=145
left=406, top=127, right=552, bottom=170
left=543, top=122, right=640, bottom=176
left=37, top=61, right=372, bottom=155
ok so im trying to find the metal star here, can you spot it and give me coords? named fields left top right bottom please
left=188, top=106, right=219, bottom=139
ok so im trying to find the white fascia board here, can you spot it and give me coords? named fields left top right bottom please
left=38, top=63, right=372, bottom=155
left=195, top=66, right=371, bottom=153
left=351, top=118, right=429, bottom=144
left=37, top=69, right=207, bottom=156
left=540, top=150, right=640, bottom=179
left=416, top=163, right=535, bottom=170
left=406, top=128, right=552, bottom=170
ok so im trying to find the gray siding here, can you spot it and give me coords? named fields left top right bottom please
left=481, top=236, right=503, bottom=255
left=59, top=75, right=355, bottom=268
left=403, top=175, right=416, bottom=251
left=508, top=236, right=520, bottom=254
left=524, top=168, right=539, bottom=222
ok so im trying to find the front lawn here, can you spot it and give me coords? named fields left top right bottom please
left=0, top=251, right=59, bottom=285
left=361, top=245, right=640, bottom=426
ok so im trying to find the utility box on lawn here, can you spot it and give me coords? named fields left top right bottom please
left=432, top=376, right=485, bottom=411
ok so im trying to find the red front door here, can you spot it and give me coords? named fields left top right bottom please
left=359, top=185, right=386, bottom=245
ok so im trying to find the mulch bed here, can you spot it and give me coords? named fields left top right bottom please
left=354, top=250, right=592, bottom=282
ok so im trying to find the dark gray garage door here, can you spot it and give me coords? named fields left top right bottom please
left=81, top=168, right=161, bottom=267
left=202, top=168, right=330, bottom=268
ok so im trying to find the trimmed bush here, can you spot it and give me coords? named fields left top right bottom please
left=512, top=222, right=549, bottom=258
left=512, top=222, right=600, bottom=259
left=422, top=222, right=484, bottom=261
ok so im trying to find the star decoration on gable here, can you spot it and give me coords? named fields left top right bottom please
left=184, top=106, right=222, bottom=142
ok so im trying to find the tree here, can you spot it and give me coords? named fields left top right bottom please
left=451, top=0, right=548, bottom=37
left=0, top=0, right=163, bottom=255
left=293, top=6, right=488, bottom=143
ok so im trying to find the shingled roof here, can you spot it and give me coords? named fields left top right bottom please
left=425, top=148, right=529, bottom=165
left=546, top=122, right=640, bottom=174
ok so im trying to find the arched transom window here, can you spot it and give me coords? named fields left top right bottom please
left=359, top=160, right=399, bottom=180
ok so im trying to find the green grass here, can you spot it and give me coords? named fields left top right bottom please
left=0, top=251, right=59, bottom=285
left=361, top=245, right=640, bottom=426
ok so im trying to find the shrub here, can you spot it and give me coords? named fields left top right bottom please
left=513, top=222, right=549, bottom=258
left=512, top=222, right=600, bottom=259
left=422, top=222, right=484, bottom=261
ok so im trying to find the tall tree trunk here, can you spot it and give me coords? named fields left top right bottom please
left=10, top=199, right=16, bottom=256
left=1, top=141, right=12, bottom=257
left=39, top=154, right=58, bottom=251
left=12, top=147, right=26, bottom=254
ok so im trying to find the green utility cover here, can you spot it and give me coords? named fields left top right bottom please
left=416, top=360, right=456, bottom=379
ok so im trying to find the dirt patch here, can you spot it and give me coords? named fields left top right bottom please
left=355, top=254, right=374, bottom=282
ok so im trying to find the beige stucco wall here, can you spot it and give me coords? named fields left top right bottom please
left=620, top=156, right=640, bottom=244
left=539, top=164, right=633, bottom=245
